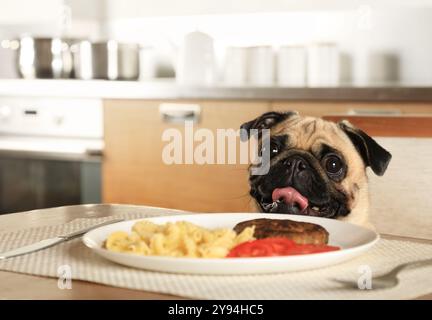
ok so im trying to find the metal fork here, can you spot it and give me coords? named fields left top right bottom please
left=332, top=258, right=432, bottom=290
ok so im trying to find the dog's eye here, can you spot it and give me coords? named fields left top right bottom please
left=325, top=155, right=343, bottom=175
left=260, top=143, right=279, bottom=157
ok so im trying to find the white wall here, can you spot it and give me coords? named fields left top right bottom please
left=64, top=0, right=106, bottom=39
left=0, top=0, right=62, bottom=25
left=0, top=0, right=104, bottom=39
left=344, top=9, right=432, bottom=85
left=105, top=0, right=432, bottom=18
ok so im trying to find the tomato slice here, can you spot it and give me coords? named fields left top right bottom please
left=227, top=240, right=274, bottom=257
left=283, top=244, right=340, bottom=255
left=227, top=238, right=295, bottom=257
left=227, top=237, right=340, bottom=258
left=257, top=237, right=296, bottom=254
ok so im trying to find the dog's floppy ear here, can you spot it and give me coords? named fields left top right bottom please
left=240, top=111, right=298, bottom=141
left=338, top=120, right=392, bottom=176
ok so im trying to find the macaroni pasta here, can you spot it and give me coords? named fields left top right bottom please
left=105, top=220, right=255, bottom=258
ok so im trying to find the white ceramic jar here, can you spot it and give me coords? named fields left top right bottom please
left=307, top=43, right=340, bottom=87
left=223, top=46, right=249, bottom=86
left=277, top=45, right=307, bottom=87
left=247, top=46, right=275, bottom=87
left=176, top=31, right=215, bottom=86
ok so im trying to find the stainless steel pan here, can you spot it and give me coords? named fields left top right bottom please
left=16, top=36, right=76, bottom=79
left=72, top=40, right=139, bottom=80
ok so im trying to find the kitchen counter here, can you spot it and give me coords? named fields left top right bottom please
left=1, top=79, right=432, bottom=101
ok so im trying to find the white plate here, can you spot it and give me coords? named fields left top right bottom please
left=83, top=213, right=379, bottom=275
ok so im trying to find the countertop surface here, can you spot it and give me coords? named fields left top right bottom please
left=1, top=79, right=432, bottom=101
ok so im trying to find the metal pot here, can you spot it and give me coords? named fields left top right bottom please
left=72, top=40, right=139, bottom=80
left=16, top=36, right=76, bottom=79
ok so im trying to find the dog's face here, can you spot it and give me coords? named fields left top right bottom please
left=241, top=111, right=392, bottom=222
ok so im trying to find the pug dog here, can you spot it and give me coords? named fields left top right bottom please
left=240, top=111, right=392, bottom=228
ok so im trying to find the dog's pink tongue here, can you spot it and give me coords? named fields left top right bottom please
left=272, top=187, right=309, bottom=212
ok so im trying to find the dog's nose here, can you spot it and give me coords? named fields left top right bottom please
left=284, top=156, right=308, bottom=173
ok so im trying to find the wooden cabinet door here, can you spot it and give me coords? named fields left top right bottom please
left=271, top=101, right=432, bottom=118
left=322, top=115, right=432, bottom=137
left=103, top=100, right=269, bottom=212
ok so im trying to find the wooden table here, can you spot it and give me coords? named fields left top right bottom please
left=0, top=204, right=431, bottom=300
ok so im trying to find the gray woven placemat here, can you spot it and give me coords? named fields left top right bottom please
left=0, top=210, right=431, bottom=299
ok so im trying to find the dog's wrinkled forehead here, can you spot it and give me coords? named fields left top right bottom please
left=271, top=115, right=354, bottom=154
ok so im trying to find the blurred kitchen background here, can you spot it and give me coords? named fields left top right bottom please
left=0, top=0, right=431, bottom=239
left=1, top=0, right=432, bottom=85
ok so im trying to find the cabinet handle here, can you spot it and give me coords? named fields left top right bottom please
left=159, top=103, right=201, bottom=123
left=85, top=148, right=103, bottom=157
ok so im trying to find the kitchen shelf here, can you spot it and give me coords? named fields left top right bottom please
left=1, top=79, right=432, bottom=101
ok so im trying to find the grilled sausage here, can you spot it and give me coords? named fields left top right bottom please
left=233, top=218, right=329, bottom=245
